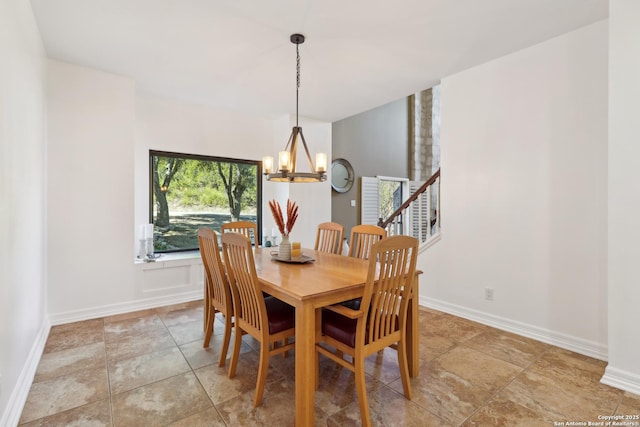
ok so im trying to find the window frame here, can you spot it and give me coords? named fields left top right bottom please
left=148, top=149, right=263, bottom=253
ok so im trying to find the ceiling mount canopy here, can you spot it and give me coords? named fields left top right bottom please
left=263, top=34, right=327, bottom=183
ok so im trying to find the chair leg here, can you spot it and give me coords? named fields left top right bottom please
left=218, top=315, right=233, bottom=367
left=397, top=340, right=413, bottom=400
left=203, top=306, right=215, bottom=348
left=354, top=354, right=371, bottom=427
left=254, top=342, right=270, bottom=407
left=314, top=346, right=320, bottom=390
left=227, top=324, right=243, bottom=378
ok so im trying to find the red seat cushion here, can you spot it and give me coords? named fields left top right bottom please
left=322, top=308, right=400, bottom=348
left=322, top=309, right=358, bottom=348
left=264, top=296, right=295, bottom=334
left=339, top=298, right=361, bottom=310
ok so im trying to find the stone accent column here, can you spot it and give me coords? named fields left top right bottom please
left=409, top=86, right=440, bottom=181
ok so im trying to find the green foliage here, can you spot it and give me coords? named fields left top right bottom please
left=379, top=180, right=402, bottom=220
left=153, top=156, right=257, bottom=212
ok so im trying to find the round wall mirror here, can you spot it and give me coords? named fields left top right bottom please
left=331, top=158, right=354, bottom=193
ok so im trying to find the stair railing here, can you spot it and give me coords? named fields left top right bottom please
left=378, top=169, right=440, bottom=245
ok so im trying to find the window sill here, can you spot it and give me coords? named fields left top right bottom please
left=134, top=251, right=202, bottom=270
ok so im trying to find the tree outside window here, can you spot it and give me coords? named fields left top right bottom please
left=149, top=150, right=261, bottom=252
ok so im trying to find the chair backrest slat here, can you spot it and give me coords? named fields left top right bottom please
left=222, top=221, right=259, bottom=246
left=197, top=228, right=231, bottom=313
left=221, top=232, right=266, bottom=335
left=348, top=224, right=387, bottom=260
left=314, top=222, right=344, bottom=254
left=360, top=235, right=418, bottom=346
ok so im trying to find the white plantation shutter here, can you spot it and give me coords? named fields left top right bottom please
left=360, top=177, right=379, bottom=225
left=410, top=180, right=427, bottom=242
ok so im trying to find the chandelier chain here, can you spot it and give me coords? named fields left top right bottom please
left=295, top=44, right=300, bottom=126
left=296, top=44, right=301, bottom=90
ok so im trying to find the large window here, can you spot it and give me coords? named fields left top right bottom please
left=149, top=150, right=262, bottom=252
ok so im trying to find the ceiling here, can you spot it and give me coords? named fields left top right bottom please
left=30, top=0, right=608, bottom=123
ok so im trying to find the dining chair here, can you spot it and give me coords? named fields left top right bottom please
left=348, top=224, right=387, bottom=260
left=221, top=220, right=259, bottom=246
left=314, top=221, right=344, bottom=254
left=197, top=228, right=234, bottom=367
left=221, top=232, right=296, bottom=407
left=342, top=224, right=387, bottom=310
left=316, top=235, right=418, bottom=427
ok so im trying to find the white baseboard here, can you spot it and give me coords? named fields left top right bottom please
left=48, top=290, right=203, bottom=325
left=421, top=296, right=608, bottom=361
left=0, top=319, right=50, bottom=427
left=601, top=366, right=640, bottom=395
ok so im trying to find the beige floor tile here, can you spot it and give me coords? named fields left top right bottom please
left=180, top=337, right=226, bottom=370
left=103, top=308, right=157, bottom=323
left=622, top=391, right=640, bottom=408
left=194, top=350, right=285, bottom=406
left=314, top=356, right=381, bottom=417
left=154, top=299, right=203, bottom=315
left=390, top=357, right=496, bottom=425
left=19, top=399, right=111, bottom=427
left=103, top=313, right=167, bottom=343
left=420, top=331, right=457, bottom=361
left=363, top=346, right=404, bottom=384
left=616, top=391, right=640, bottom=416
left=111, top=372, right=211, bottom=427
left=167, top=319, right=207, bottom=345
left=43, top=318, right=104, bottom=354
left=34, top=341, right=105, bottom=382
left=19, top=367, right=109, bottom=424
left=425, top=312, right=487, bottom=343
left=109, top=346, right=191, bottom=394
left=19, top=303, right=635, bottom=427
left=464, top=328, right=550, bottom=368
left=527, top=347, right=608, bottom=387
left=327, top=384, right=451, bottom=427
left=461, top=396, right=556, bottom=426
left=166, top=407, right=226, bottom=427
left=500, top=369, right=622, bottom=421
left=216, top=380, right=295, bottom=425
left=159, top=305, right=204, bottom=327
left=433, top=346, right=521, bottom=393
left=418, top=306, right=444, bottom=316
left=215, top=379, right=321, bottom=427
left=263, top=345, right=296, bottom=377
left=105, top=327, right=177, bottom=364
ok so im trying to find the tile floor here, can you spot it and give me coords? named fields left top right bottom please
left=18, top=301, right=640, bottom=426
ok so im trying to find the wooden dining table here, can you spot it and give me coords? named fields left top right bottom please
left=252, top=247, right=421, bottom=426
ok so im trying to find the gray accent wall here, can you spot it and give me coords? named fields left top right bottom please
left=331, top=97, right=409, bottom=237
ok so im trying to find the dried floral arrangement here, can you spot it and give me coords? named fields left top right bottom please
left=269, top=199, right=299, bottom=237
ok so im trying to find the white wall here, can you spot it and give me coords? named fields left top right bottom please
left=422, top=21, right=609, bottom=359
left=47, top=61, right=136, bottom=318
left=602, top=0, right=640, bottom=394
left=46, top=75, right=331, bottom=323
left=0, top=0, right=48, bottom=424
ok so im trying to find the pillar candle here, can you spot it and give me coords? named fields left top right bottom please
left=291, top=242, right=301, bottom=259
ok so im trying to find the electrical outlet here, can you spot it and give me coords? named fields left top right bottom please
left=485, top=288, right=494, bottom=301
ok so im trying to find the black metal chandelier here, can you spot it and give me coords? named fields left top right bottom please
left=263, top=34, right=327, bottom=183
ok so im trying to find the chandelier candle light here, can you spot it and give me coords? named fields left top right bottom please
left=263, top=34, right=327, bottom=183
left=269, top=199, right=299, bottom=260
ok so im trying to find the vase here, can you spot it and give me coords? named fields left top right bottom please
left=279, top=235, right=291, bottom=260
